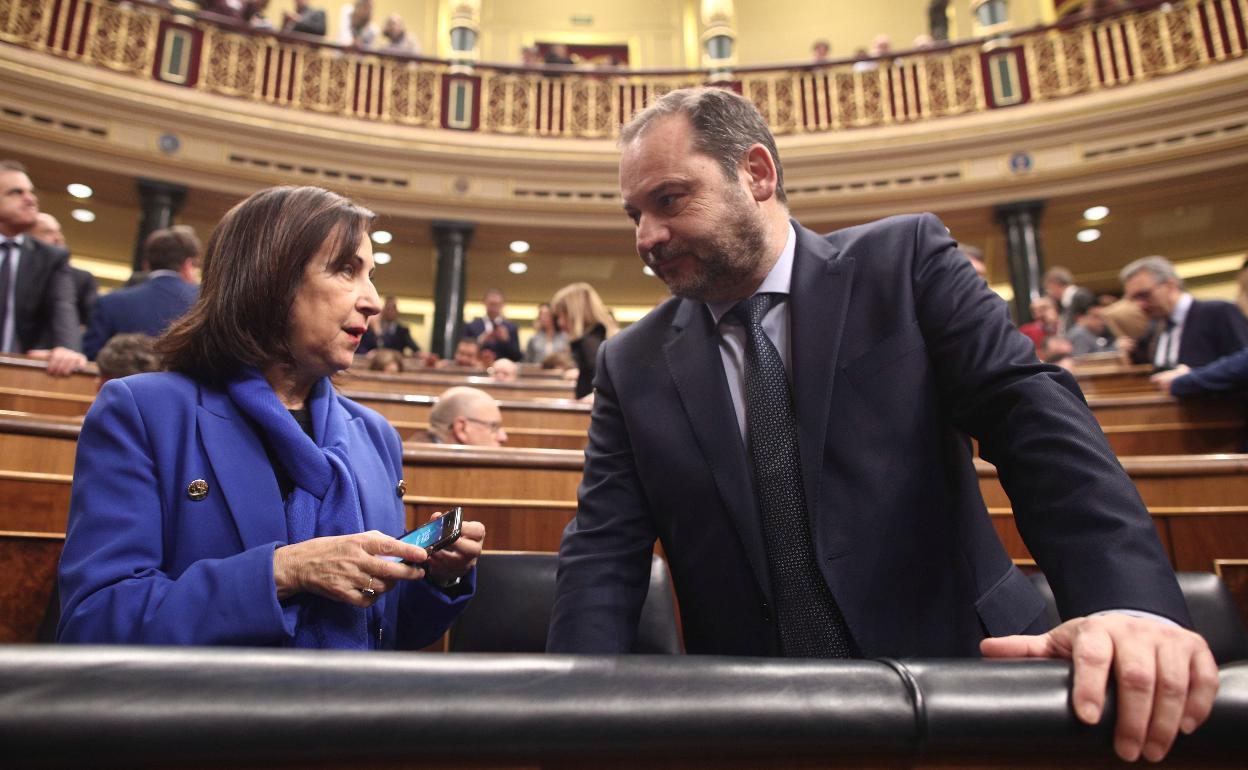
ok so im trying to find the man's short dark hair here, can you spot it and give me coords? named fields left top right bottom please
left=619, top=87, right=788, bottom=205
left=144, top=225, right=201, bottom=272
left=96, top=333, right=161, bottom=381
left=157, top=186, right=374, bottom=385
left=0, top=160, right=27, bottom=173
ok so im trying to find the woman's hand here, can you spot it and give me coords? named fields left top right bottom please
left=425, top=513, right=486, bottom=586
left=273, top=531, right=428, bottom=607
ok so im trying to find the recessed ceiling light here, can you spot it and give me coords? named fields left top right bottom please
left=509, top=240, right=530, bottom=254
left=1076, top=228, right=1101, bottom=243
left=371, top=230, right=392, bottom=245
left=1083, top=206, right=1109, bottom=221
left=70, top=208, right=95, bottom=223
left=508, top=261, right=528, bottom=274
left=66, top=183, right=93, bottom=199
left=642, top=265, right=655, bottom=277
left=373, top=251, right=391, bottom=264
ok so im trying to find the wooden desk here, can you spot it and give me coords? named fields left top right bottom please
left=337, top=369, right=575, bottom=400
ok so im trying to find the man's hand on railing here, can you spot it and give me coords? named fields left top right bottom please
left=27, top=347, right=87, bottom=377
left=981, top=613, right=1219, bottom=763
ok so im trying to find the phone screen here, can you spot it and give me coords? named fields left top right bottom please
left=400, top=517, right=454, bottom=550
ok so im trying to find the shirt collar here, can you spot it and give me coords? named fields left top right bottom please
left=2, top=234, right=25, bottom=247
left=1171, top=292, right=1194, bottom=326
left=706, top=223, right=796, bottom=324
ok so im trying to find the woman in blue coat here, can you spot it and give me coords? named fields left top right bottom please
left=58, top=186, right=484, bottom=648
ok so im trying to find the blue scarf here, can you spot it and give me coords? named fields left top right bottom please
left=226, top=367, right=370, bottom=650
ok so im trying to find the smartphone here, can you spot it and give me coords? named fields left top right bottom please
left=396, top=507, right=463, bottom=563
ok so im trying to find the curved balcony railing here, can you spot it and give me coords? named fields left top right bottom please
left=1, top=0, right=1245, bottom=139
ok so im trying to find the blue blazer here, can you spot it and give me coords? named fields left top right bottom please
left=82, top=275, right=199, bottom=359
left=58, top=372, right=473, bottom=647
left=549, top=215, right=1187, bottom=658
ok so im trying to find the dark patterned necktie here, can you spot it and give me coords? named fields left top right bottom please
left=730, top=293, right=852, bottom=658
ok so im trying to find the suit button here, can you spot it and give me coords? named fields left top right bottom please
left=761, top=602, right=771, bottom=623
left=186, top=479, right=209, bottom=501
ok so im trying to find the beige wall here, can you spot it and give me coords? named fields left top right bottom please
left=318, top=1, right=1059, bottom=67
left=470, top=0, right=696, bottom=67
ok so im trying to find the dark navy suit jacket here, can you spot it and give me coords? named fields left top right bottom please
left=8, top=237, right=80, bottom=351
left=57, top=372, right=473, bottom=647
left=464, top=316, right=522, bottom=361
left=82, top=274, right=198, bottom=359
left=1130, top=298, right=1248, bottom=369
left=548, top=215, right=1187, bottom=658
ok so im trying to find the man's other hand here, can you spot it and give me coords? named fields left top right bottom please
left=981, top=614, right=1218, bottom=762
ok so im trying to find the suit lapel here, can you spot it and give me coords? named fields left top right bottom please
left=663, top=299, right=771, bottom=598
left=789, top=224, right=855, bottom=516
left=197, top=385, right=287, bottom=549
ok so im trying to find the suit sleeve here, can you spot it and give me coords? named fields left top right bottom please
left=81, top=297, right=114, bottom=360
left=1171, top=346, right=1248, bottom=396
left=57, top=380, right=294, bottom=645
left=547, top=342, right=658, bottom=653
left=908, top=214, right=1189, bottom=625
left=45, top=260, right=82, bottom=351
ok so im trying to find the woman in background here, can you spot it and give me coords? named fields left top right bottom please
left=58, top=186, right=483, bottom=647
left=551, top=282, right=617, bottom=400
left=524, top=302, right=569, bottom=364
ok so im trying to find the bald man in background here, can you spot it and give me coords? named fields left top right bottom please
left=30, top=212, right=97, bottom=330
left=425, top=386, right=508, bottom=447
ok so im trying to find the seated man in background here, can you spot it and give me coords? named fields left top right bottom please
left=95, top=333, right=160, bottom=387
left=1017, top=295, right=1058, bottom=352
left=425, top=386, right=507, bottom=447
left=0, top=160, right=85, bottom=376
left=444, top=336, right=481, bottom=368
left=82, top=226, right=200, bottom=360
left=1119, top=255, right=1248, bottom=369
left=30, top=212, right=97, bottom=331
left=1065, top=301, right=1116, bottom=355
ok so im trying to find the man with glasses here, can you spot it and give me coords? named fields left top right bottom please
left=426, top=386, right=508, bottom=447
left=1119, top=255, right=1248, bottom=369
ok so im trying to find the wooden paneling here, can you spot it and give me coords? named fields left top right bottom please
left=0, top=531, right=63, bottom=643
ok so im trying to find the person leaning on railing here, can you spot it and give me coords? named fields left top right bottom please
left=57, top=185, right=484, bottom=648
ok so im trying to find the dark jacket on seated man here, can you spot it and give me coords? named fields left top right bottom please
left=83, top=226, right=200, bottom=360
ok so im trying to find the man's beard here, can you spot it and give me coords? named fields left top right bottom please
left=650, top=192, right=769, bottom=303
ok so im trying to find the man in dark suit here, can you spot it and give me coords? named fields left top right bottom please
left=546, top=88, right=1216, bottom=763
left=1044, top=266, right=1095, bottom=333
left=82, top=226, right=200, bottom=360
left=1119, top=255, right=1248, bottom=369
left=0, top=160, right=85, bottom=376
left=464, top=289, right=521, bottom=361
left=358, top=296, right=420, bottom=355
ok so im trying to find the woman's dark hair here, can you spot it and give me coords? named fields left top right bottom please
left=158, top=186, right=374, bottom=385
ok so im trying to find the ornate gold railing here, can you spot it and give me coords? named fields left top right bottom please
left=2, top=0, right=1245, bottom=138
